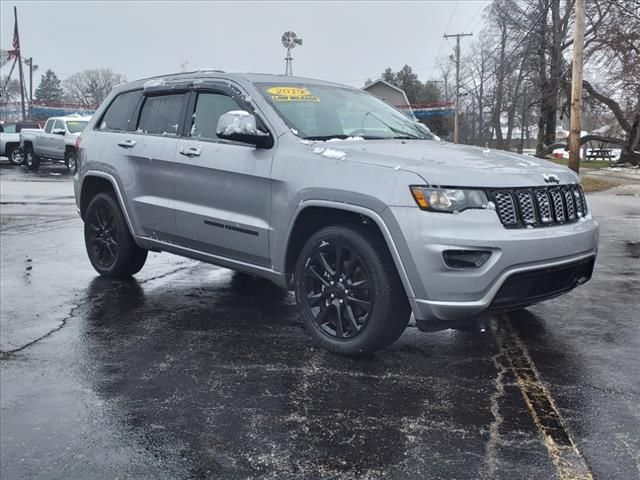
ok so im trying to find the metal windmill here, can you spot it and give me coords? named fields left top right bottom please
left=282, top=31, right=302, bottom=76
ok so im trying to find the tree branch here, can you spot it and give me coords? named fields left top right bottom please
left=581, top=80, right=632, bottom=132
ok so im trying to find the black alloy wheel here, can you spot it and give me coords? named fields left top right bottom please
left=303, top=242, right=373, bottom=339
left=84, top=193, right=148, bottom=277
left=295, top=224, right=411, bottom=356
left=87, top=203, right=120, bottom=270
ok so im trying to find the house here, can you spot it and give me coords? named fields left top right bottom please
left=362, top=80, right=411, bottom=110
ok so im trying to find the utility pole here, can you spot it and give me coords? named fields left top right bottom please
left=444, top=32, right=472, bottom=144
left=568, top=0, right=585, bottom=174
left=519, top=86, right=527, bottom=154
left=14, top=7, right=27, bottom=120
left=28, top=57, right=33, bottom=118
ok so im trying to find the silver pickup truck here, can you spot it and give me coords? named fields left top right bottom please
left=73, top=72, right=599, bottom=356
left=20, top=115, right=90, bottom=171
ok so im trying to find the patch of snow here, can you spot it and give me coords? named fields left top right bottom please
left=143, top=78, right=165, bottom=88
left=325, top=136, right=365, bottom=143
left=312, top=147, right=347, bottom=160
left=218, top=112, right=268, bottom=137
left=290, top=128, right=299, bottom=136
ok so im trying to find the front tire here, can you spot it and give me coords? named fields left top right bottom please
left=65, top=151, right=77, bottom=173
left=84, top=193, right=148, bottom=277
left=294, top=224, right=410, bottom=356
left=25, top=147, right=40, bottom=171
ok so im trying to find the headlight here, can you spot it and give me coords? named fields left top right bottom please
left=410, top=186, right=489, bottom=213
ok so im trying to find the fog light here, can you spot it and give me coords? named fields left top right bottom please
left=443, top=250, right=492, bottom=269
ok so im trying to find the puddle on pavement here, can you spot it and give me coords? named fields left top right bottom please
left=625, top=241, right=640, bottom=259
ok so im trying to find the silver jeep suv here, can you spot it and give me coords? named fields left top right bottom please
left=73, top=71, right=599, bottom=355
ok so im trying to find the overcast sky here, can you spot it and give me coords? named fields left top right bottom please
left=1, top=0, right=489, bottom=87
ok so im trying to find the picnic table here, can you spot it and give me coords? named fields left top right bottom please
left=585, top=148, right=613, bottom=161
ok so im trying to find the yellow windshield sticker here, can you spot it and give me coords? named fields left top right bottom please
left=267, top=86, right=320, bottom=102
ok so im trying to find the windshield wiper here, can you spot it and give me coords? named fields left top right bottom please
left=361, top=111, right=424, bottom=140
left=302, top=135, right=350, bottom=141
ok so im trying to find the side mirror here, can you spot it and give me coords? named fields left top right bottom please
left=52, top=128, right=66, bottom=135
left=216, top=111, right=272, bottom=148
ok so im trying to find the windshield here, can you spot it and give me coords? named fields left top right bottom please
left=66, top=121, right=88, bottom=134
left=257, top=83, right=434, bottom=140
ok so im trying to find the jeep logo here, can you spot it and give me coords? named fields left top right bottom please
left=543, top=174, right=560, bottom=184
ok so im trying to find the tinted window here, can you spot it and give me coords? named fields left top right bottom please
left=44, top=120, right=54, bottom=133
left=53, top=120, right=65, bottom=131
left=99, top=90, right=143, bottom=132
left=190, top=93, right=242, bottom=140
left=3, top=124, right=16, bottom=133
left=16, top=123, right=39, bottom=132
left=137, top=94, right=186, bottom=136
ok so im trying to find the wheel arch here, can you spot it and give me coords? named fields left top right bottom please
left=80, top=172, right=136, bottom=237
left=282, top=201, right=416, bottom=300
left=4, top=141, right=20, bottom=152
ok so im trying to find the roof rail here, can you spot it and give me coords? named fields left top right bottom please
left=139, top=69, right=226, bottom=83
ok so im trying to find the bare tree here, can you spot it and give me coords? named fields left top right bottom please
left=1, top=76, right=22, bottom=104
left=63, top=69, right=126, bottom=109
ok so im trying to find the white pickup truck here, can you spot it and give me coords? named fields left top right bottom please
left=0, top=121, right=41, bottom=165
left=20, top=115, right=91, bottom=171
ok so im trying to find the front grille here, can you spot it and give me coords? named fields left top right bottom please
left=490, top=185, right=587, bottom=229
left=491, top=257, right=595, bottom=310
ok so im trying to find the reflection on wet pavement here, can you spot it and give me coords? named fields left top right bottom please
left=1, top=162, right=639, bottom=479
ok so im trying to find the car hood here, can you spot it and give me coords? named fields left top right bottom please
left=307, top=139, right=577, bottom=188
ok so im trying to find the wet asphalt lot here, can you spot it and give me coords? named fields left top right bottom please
left=1, top=161, right=638, bottom=480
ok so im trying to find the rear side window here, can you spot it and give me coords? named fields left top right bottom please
left=99, top=90, right=143, bottom=132
left=3, top=124, right=16, bottom=133
left=137, top=94, right=186, bottom=136
left=190, top=93, right=242, bottom=140
left=44, top=120, right=54, bottom=133
left=16, top=123, right=39, bottom=132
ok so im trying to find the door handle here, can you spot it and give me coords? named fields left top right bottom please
left=117, top=139, right=137, bottom=148
left=179, top=146, right=201, bottom=157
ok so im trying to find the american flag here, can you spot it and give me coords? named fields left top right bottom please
left=8, top=17, right=20, bottom=59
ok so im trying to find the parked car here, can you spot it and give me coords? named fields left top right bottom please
left=0, top=121, right=41, bottom=165
left=20, top=115, right=90, bottom=171
left=73, top=72, right=599, bottom=355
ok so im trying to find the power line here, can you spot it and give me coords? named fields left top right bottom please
left=463, top=1, right=488, bottom=33
left=458, top=0, right=552, bottom=93
left=427, top=0, right=460, bottom=81
left=456, top=0, right=536, bottom=82
left=444, top=1, right=460, bottom=37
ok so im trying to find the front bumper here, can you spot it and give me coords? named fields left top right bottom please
left=385, top=206, right=599, bottom=323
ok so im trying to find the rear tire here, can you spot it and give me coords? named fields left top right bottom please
left=25, top=147, right=40, bottom=171
left=8, top=146, right=24, bottom=165
left=294, top=224, right=410, bottom=356
left=84, top=192, right=148, bottom=278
